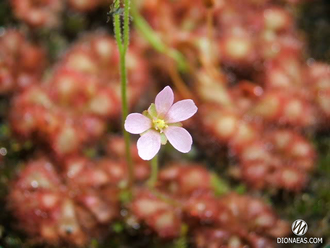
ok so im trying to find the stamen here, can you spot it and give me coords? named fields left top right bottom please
left=153, top=118, right=168, bottom=132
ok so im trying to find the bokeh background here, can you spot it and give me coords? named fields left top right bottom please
left=0, top=0, right=330, bottom=247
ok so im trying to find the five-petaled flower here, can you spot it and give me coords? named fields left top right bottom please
left=124, top=86, right=198, bottom=160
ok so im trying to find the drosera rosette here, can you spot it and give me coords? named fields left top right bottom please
left=124, top=86, right=198, bottom=161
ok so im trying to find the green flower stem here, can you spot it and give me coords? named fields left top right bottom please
left=113, top=0, right=123, bottom=54
left=121, top=52, right=134, bottom=189
left=148, top=154, right=158, bottom=188
left=131, top=4, right=188, bottom=72
left=123, top=0, right=130, bottom=53
left=113, top=0, right=134, bottom=190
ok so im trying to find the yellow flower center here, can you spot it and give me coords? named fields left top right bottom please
left=153, top=118, right=168, bottom=132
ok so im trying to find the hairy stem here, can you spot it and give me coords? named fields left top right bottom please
left=123, top=0, right=130, bottom=52
left=112, top=0, right=134, bottom=191
left=113, top=0, right=123, bottom=54
left=148, top=154, right=158, bottom=188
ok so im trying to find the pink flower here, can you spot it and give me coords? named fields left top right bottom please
left=125, top=86, right=198, bottom=160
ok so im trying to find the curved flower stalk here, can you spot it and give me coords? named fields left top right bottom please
left=125, top=86, right=198, bottom=160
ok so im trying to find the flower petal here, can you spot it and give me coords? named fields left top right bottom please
left=137, top=130, right=161, bottom=160
left=124, top=113, right=152, bottom=134
left=165, top=99, right=198, bottom=123
left=164, top=126, right=192, bottom=153
left=155, top=86, right=174, bottom=117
